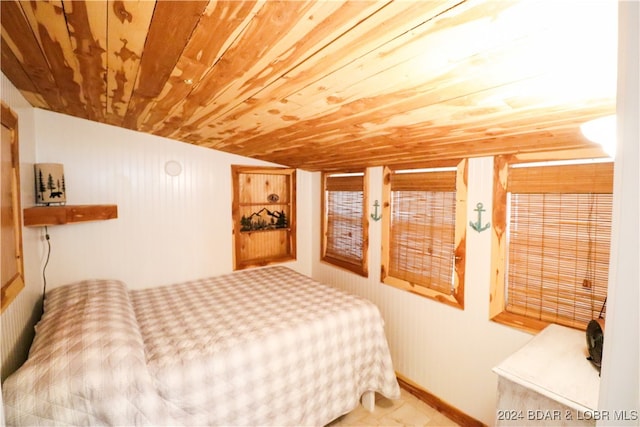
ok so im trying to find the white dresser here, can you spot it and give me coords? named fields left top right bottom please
left=493, top=324, right=601, bottom=426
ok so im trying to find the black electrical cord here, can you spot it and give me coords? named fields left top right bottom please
left=42, top=226, right=51, bottom=302
left=598, top=297, right=607, bottom=319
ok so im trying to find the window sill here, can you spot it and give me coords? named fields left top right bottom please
left=321, top=256, right=367, bottom=277
left=382, top=274, right=463, bottom=310
left=490, top=311, right=551, bottom=335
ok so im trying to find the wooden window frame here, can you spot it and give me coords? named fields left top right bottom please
left=1, top=103, right=25, bottom=313
left=321, top=170, right=369, bottom=277
left=381, top=159, right=467, bottom=309
left=489, top=154, right=614, bottom=333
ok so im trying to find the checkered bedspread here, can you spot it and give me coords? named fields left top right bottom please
left=2, top=279, right=165, bottom=426
left=3, top=266, right=399, bottom=426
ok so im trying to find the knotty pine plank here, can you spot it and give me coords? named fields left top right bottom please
left=156, top=0, right=394, bottom=139
left=61, top=0, right=108, bottom=122
left=0, top=38, right=48, bottom=109
left=196, top=0, right=464, bottom=143
left=209, top=77, right=611, bottom=170
left=19, top=1, right=88, bottom=118
left=123, top=0, right=209, bottom=130
left=191, top=0, right=612, bottom=171
left=1, top=0, right=66, bottom=111
left=489, top=155, right=509, bottom=321
left=453, top=158, right=468, bottom=307
left=202, top=0, right=589, bottom=151
left=141, top=0, right=266, bottom=135
left=156, top=0, right=323, bottom=137
left=167, top=1, right=445, bottom=141
left=106, top=0, right=156, bottom=123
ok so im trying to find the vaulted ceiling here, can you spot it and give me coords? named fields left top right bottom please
left=1, top=0, right=617, bottom=171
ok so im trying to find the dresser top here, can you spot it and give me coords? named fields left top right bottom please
left=493, top=324, right=601, bottom=412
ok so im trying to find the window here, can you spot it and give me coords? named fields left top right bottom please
left=381, top=160, right=467, bottom=308
left=321, top=171, right=368, bottom=276
left=490, top=157, right=613, bottom=332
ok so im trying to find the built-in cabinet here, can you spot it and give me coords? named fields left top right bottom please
left=231, top=166, right=296, bottom=270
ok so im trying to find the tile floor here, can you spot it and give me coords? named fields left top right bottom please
left=327, top=388, right=461, bottom=426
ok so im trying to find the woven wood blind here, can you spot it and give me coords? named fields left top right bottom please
left=325, top=175, right=364, bottom=266
left=389, top=170, right=456, bottom=294
left=506, top=161, right=613, bottom=329
left=508, top=162, right=614, bottom=193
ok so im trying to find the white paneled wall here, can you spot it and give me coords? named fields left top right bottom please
left=598, top=1, right=640, bottom=419
left=1, top=73, right=41, bottom=382
left=34, top=109, right=313, bottom=290
left=312, top=160, right=532, bottom=425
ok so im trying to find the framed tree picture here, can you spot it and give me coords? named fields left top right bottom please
left=1, top=103, right=25, bottom=313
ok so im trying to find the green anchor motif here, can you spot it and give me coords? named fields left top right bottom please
left=469, top=202, right=490, bottom=232
left=371, top=200, right=382, bottom=221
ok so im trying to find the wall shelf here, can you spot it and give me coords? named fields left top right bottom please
left=240, top=228, right=292, bottom=234
left=23, top=204, right=118, bottom=227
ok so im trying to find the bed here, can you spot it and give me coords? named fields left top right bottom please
left=2, top=266, right=400, bottom=426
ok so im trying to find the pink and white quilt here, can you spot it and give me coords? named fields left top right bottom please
left=2, top=266, right=400, bottom=426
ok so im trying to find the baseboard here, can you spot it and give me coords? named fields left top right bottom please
left=396, top=373, right=487, bottom=427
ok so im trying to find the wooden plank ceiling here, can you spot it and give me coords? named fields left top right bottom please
left=1, top=0, right=617, bottom=171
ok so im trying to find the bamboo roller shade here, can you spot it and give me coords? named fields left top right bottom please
left=388, top=170, right=456, bottom=295
left=325, top=174, right=364, bottom=266
left=391, top=170, right=456, bottom=192
left=506, top=165, right=613, bottom=329
left=326, top=191, right=364, bottom=264
left=508, top=162, right=614, bottom=193
left=325, top=174, right=364, bottom=192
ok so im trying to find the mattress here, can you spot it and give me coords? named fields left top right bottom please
left=2, top=266, right=400, bottom=426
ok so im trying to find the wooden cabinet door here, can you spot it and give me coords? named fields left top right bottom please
left=1, top=104, right=24, bottom=313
